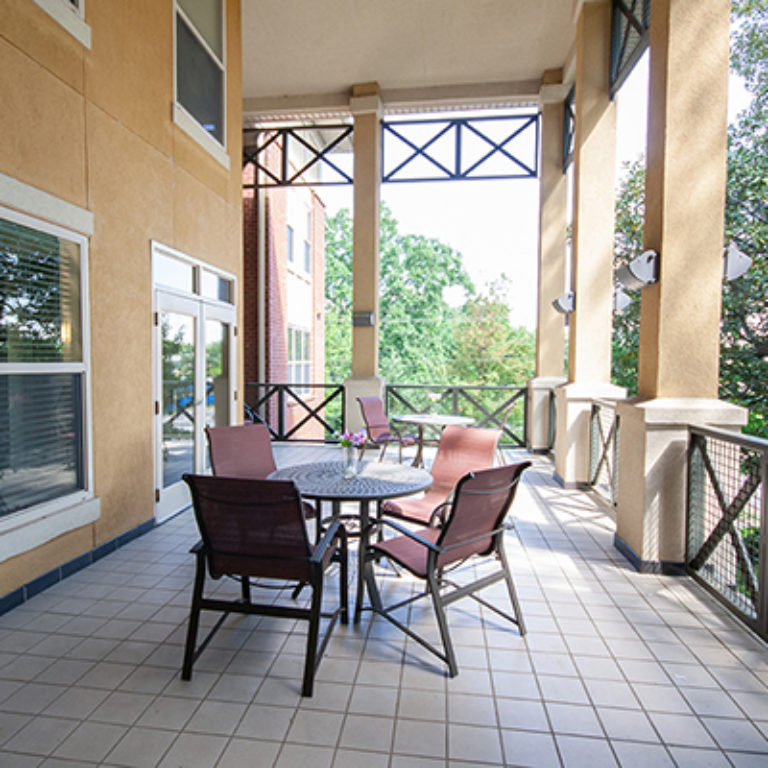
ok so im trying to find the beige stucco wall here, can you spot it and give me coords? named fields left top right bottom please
left=0, top=0, right=243, bottom=593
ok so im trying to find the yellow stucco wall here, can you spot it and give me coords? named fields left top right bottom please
left=0, top=0, right=243, bottom=592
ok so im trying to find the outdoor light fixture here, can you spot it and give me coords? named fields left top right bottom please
left=723, top=242, right=752, bottom=281
left=352, top=311, right=375, bottom=327
left=616, top=249, right=659, bottom=291
left=613, top=286, right=632, bottom=312
left=552, top=291, right=575, bottom=314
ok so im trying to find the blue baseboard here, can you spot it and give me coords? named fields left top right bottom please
left=0, top=517, right=156, bottom=617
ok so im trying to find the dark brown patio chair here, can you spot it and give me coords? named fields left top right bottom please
left=381, top=424, right=500, bottom=526
left=357, top=396, right=417, bottom=463
left=363, top=462, right=530, bottom=677
left=205, top=423, right=315, bottom=520
left=181, top=474, right=348, bottom=697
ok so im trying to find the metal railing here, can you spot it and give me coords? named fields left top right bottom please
left=588, top=399, right=619, bottom=506
left=687, top=425, right=768, bottom=641
left=243, top=383, right=345, bottom=442
left=385, top=384, right=527, bottom=447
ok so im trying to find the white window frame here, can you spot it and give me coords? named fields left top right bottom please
left=172, top=0, right=229, bottom=170
left=32, top=0, right=91, bottom=49
left=0, top=198, right=97, bottom=565
left=287, top=326, right=311, bottom=396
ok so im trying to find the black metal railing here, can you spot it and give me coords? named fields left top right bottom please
left=243, top=383, right=345, bottom=442
left=687, top=425, right=767, bottom=641
left=589, top=399, right=619, bottom=506
left=385, top=384, right=527, bottom=447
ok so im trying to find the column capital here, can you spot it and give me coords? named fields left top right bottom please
left=350, top=82, right=383, bottom=117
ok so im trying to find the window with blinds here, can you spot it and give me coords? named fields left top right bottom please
left=0, top=211, right=87, bottom=518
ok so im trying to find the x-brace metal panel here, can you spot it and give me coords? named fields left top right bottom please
left=610, top=0, right=651, bottom=95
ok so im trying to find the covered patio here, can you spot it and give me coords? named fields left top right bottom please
left=1, top=447, right=766, bottom=767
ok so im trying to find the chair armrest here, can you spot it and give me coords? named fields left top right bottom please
left=428, top=500, right=451, bottom=527
left=438, top=524, right=506, bottom=553
left=311, top=519, right=347, bottom=564
left=375, top=517, right=441, bottom=553
left=190, top=540, right=204, bottom=555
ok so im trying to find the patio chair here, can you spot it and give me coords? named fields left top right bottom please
left=363, top=462, right=530, bottom=677
left=357, top=396, right=417, bottom=463
left=181, top=474, right=348, bottom=697
left=380, top=424, right=500, bottom=526
left=205, top=423, right=315, bottom=520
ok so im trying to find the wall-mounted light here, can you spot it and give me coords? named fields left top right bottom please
left=723, top=242, right=752, bottom=282
left=612, top=286, right=632, bottom=312
left=352, top=311, right=375, bottom=327
left=616, top=249, right=659, bottom=291
left=552, top=291, right=575, bottom=314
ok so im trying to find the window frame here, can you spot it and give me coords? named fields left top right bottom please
left=287, top=325, right=311, bottom=395
left=172, top=0, right=229, bottom=169
left=0, top=203, right=97, bottom=563
left=32, top=0, right=91, bottom=48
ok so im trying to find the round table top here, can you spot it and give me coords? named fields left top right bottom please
left=392, top=413, right=475, bottom=428
left=269, top=460, right=432, bottom=501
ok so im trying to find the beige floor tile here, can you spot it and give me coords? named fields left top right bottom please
left=448, top=723, right=502, bottom=764
left=609, top=740, right=675, bottom=768
left=103, top=725, right=177, bottom=768
left=51, top=720, right=127, bottom=762
left=215, top=737, right=281, bottom=768
left=394, top=717, right=446, bottom=758
left=235, top=703, right=293, bottom=741
left=274, top=742, right=334, bottom=768
left=285, top=708, right=344, bottom=747
left=184, top=699, right=247, bottom=736
left=339, top=713, right=394, bottom=752
left=156, top=732, right=227, bottom=768
left=501, top=727, right=561, bottom=767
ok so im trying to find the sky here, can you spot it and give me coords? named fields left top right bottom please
left=320, top=53, right=752, bottom=330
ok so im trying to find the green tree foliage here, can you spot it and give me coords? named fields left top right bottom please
left=612, top=2, right=768, bottom=436
left=325, top=204, right=535, bottom=388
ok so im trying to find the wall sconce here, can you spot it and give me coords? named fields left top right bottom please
left=551, top=291, right=575, bottom=314
left=613, top=286, right=632, bottom=312
left=352, top=311, right=375, bottom=327
left=723, top=242, right=752, bottom=281
left=616, top=249, right=659, bottom=291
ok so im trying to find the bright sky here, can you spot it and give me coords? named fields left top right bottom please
left=321, top=52, right=752, bottom=331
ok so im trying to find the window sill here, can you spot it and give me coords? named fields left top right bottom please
left=173, top=104, right=230, bottom=170
left=0, top=495, right=100, bottom=564
left=32, top=0, right=91, bottom=49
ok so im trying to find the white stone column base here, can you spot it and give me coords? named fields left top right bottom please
left=553, top=381, right=627, bottom=487
left=526, top=377, right=567, bottom=453
left=615, top=397, right=747, bottom=572
left=343, top=375, right=385, bottom=433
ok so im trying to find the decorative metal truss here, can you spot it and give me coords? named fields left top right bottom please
left=242, top=125, right=353, bottom=188
left=562, top=86, right=575, bottom=173
left=611, top=0, right=651, bottom=95
left=381, top=114, right=539, bottom=184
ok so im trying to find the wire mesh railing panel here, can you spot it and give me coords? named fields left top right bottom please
left=588, top=400, right=619, bottom=506
left=687, top=426, right=767, bottom=638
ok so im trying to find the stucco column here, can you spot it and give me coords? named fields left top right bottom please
left=345, top=83, right=385, bottom=431
left=553, top=1, right=625, bottom=485
left=527, top=71, right=568, bottom=451
left=615, top=0, right=747, bottom=569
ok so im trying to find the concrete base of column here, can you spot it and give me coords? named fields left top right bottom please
left=615, top=397, right=747, bottom=573
left=526, top=377, right=567, bottom=453
left=344, top=375, right=385, bottom=433
left=553, top=381, right=627, bottom=487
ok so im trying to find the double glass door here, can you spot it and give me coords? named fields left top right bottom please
left=154, top=291, right=235, bottom=521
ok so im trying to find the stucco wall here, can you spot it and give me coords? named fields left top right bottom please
left=0, top=0, right=243, bottom=595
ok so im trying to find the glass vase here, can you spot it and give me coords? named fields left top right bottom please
left=342, top=445, right=358, bottom=479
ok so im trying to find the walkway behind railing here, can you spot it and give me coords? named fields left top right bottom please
left=588, top=399, right=619, bottom=506
left=687, top=425, right=767, bottom=641
left=386, top=384, right=527, bottom=447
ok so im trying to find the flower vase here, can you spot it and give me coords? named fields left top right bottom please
left=342, top=446, right=358, bottom=479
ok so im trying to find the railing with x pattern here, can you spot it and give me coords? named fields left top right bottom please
left=588, top=399, right=619, bottom=506
left=687, top=425, right=767, bottom=641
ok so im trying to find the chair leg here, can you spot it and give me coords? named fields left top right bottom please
left=182, top=552, right=206, bottom=680
left=302, top=577, right=323, bottom=697
left=498, top=540, right=526, bottom=635
left=339, top=539, right=349, bottom=624
left=240, top=576, right=251, bottom=602
left=427, top=570, right=458, bottom=677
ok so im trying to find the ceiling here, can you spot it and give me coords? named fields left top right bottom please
left=241, top=0, right=579, bottom=122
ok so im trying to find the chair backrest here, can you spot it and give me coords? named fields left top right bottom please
left=357, top=396, right=393, bottom=441
left=429, top=425, right=500, bottom=499
left=205, top=423, right=276, bottom=479
left=437, top=462, right=530, bottom=568
left=183, top=474, right=312, bottom=581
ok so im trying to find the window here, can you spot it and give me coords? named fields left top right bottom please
left=303, top=210, right=312, bottom=273
left=0, top=207, right=90, bottom=519
left=287, top=327, right=310, bottom=394
left=32, top=0, right=91, bottom=47
left=286, top=224, right=295, bottom=264
left=174, top=0, right=226, bottom=161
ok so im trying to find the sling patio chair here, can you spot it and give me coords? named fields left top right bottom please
left=357, top=396, right=417, bottom=463
left=363, top=462, right=530, bottom=677
left=205, top=423, right=315, bottom=520
left=181, top=474, right=348, bottom=697
left=380, top=424, right=500, bottom=526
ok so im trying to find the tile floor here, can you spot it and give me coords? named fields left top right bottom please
left=1, top=450, right=767, bottom=767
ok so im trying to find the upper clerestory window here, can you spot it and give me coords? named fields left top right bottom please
left=32, top=0, right=91, bottom=48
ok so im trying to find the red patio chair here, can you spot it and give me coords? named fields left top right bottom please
left=357, top=396, right=417, bottom=463
left=363, top=462, right=530, bottom=677
left=181, top=474, right=348, bottom=697
left=381, top=424, right=500, bottom=526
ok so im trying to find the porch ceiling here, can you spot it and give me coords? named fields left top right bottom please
left=241, top=0, right=577, bottom=121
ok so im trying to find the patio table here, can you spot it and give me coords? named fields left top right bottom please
left=391, top=413, right=475, bottom=467
left=268, top=460, right=432, bottom=621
